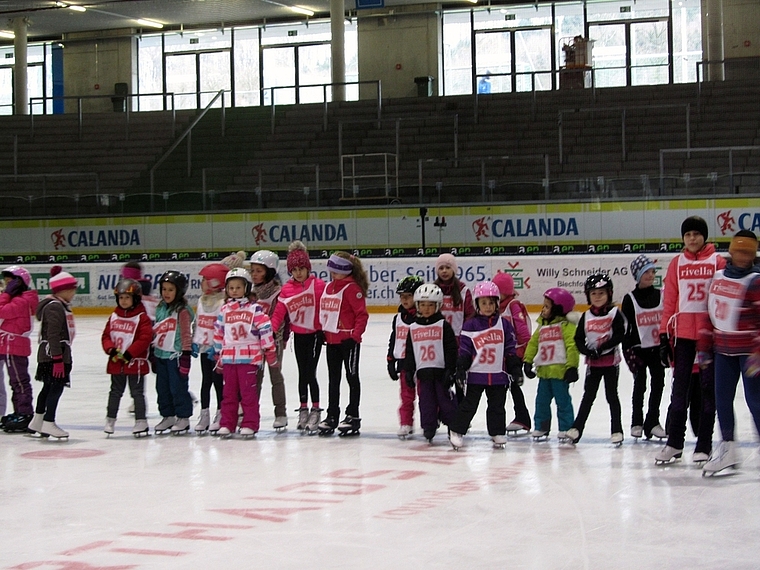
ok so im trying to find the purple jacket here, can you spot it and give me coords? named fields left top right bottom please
left=458, top=314, right=519, bottom=386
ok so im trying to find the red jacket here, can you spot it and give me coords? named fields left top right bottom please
left=660, top=243, right=726, bottom=341
left=101, top=303, right=154, bottom=375
left=0, top=289, right=39, bottom=357
left=322, top=276, right=368, bottom=345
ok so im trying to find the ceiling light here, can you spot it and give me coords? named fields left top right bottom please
left=290, top=6, right=314, bottom=16
left=0, top=31, right=15, bottom=39
left=136, top=18, right=164, bottom=29
left=466, top=0, right=478, bottom=4
left=69, top=5, right=87, bottom=12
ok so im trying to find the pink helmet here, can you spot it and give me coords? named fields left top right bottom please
left=544, top=287, right=575, bottom=316
left=473, top=281, right=500, bottom=300
left=492, top=272, right=514, bottom=297
left=2, top=265, right=31, bottom=287
left=199, top=263, right=230, bottom=292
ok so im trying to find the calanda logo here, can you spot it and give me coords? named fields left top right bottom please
left=50, top=228, right=141, bottom=250
left=251, top=222, right=348, bottom=246
left=470, top=216, right=580, bottom=241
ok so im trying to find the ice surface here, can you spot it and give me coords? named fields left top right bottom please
left=3, top=314, right=760, bottom=569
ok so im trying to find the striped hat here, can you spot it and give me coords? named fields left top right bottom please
left=49, top=266, right=78, bottom=294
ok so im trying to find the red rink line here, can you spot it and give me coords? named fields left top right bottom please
left=242, top=495, right=344, bottom=503
left=170, top=522, right=254, bottom=529
left=123, top=529, right=231, bottom=541
left=110, top=547, right=186, bottom=557
left=58, top=540, right=114, bottom=555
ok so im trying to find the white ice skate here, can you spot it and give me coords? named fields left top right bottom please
left=337, top=416, right=361, bottom=436
left=630, top=425, right=643, bottom=439
left=195, top=409, right=210, bottom=434
left=170, top=417, right=190, bottom=435
left=492, top=434, right=507, bottom=449
left=557, top=431, right=574, bottom=444
left=27, top=413, right=45, bottom=437
left=654, top=445, right=683, bottom=465
left=208, top=411, right=221, bottom=435
left=296, top=408, right=309, bottom=431
left=239, top=427, right=256, bottom=439
left=531, top=429, right=549, bottom=442
left=132, top=419, right=150, bottom=438
left=154, top=416, right=176, bottom=435
left=306, top=408, right=322, bottom=436
left=217, top=426, right=232, bottom=439
left=566, top=428, right=581, bottom=444
left=692, top=451, right=710, bottom=465
left=449, top=431, right=464, bottom=450
left=702, top=441, right=741, bottom=477
left=273, top=416, right=288, bottom=432
left=40, top=421, right=69, bottom=440
left=505, top=421, right=530, bottom=436
left=397, top=425, right=414, bottom=440
left=104, top=417, right=116, bottom=436
left=647, top=425, right=667, bottom=440
left=611, top=432, right=624, bottom=447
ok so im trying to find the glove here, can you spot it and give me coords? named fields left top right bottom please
left=564, top=367, right=579, bottom=383
left=659, top=333, right=673, bottom=368
left=623, top=347, right=644, bottom=376
left=444, top=368, right=457, bottom=388
left=341, top=338, right=358, bottom=351
left=455, top=365, right=467, bottom=390
left=404, top=371, right=416, bottom=389
left=587, top=348, right=602, bottom=359
left=387, top=358, right=399, bottom=381
left=108, top=347, right=118, bottom=359
left=506, top=356, right=523, bottom=386
left=316, top=330, right=326, bottom=345
left=52, top=356, right=66, bottom=378
left=697, top=350, right=713, bottom=369
left=122, top=351, right=133, bottom=363
left=523, top=362, right=536, bottom=379
left=110, top=349, right=125, bottom=364
left=4, top=277, right=25, bottom=297
left=178, top=351, right=191, bottom=377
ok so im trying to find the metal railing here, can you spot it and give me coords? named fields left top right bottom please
left=341, top=153, right=398, bottom=201
left=659, top=145, right=760, bottom=194
left=0, top=171, right=100, bottom=215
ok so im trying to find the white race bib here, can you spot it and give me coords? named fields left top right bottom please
left=410, top=321, right=446, bottom=370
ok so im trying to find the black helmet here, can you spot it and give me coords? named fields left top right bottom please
left=114, top=278, right=142, bottom=305
left=396, top=275, right=425, bottom=295
left=584, top=273, right=613, bottom=304
left=158, top=270, right=188, bottom=297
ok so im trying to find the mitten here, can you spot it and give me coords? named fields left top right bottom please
left=404, top=371, right=416, bottom=389
left=122, top=351, right=133, bottom=363
left=564, top=367, right=579, bottom=383
left=52, top=355, right=66, bottom=378
left=341, top=338, right=358, bottom=351
left=659, top=333, right=673, bottom=368
left=387, top=358, right=399, bottom=381
left=4, top=277, right=25, bottom=297
left=316, top=330, right=326, bottom=345
left=506, top=355, right=523, bottom=386
left=444, top=368, right=457, bottom=388
left=523, top=362, right=536, bottom=379
left=455, top=365, right=468, bottom=390
left=623, top=347, right=643, bottom=376
left=178, top=351, right=191, bottom=376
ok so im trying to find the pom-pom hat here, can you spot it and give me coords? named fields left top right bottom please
left=287, top=241, right=312, bottom=273
left=630, top=254, right=656, bottom=284
left=49, top=266, right=78, bottom=294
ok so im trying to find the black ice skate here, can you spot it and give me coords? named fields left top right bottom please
left=3, top=413, right=33, bottom=433
left=318, top=415, right=338, bottom=436
left=337, top=415, right=361, bottom=437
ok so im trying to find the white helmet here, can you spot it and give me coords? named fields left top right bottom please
left=413, top=283, right=443, bottom=312
left=250, top=250, right=279, bottom=270
left=226, top=267, right=253, bottom=295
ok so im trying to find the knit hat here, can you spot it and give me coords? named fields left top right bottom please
left=220, top=251, right=246, bottom=269
left=681, top=216, right=708, bottom=241
left=728, top=230, right=758, bottom=257
left=630, top=254, right=656, bottom=283
left=120, top=265, right=142, bottom=280
left=492, top=271, right=515, bottom=297
left=287, top=240, right=311, bottom=273
left=326, top=254, right=353, bottom=275
left=49, top=266, right=78, bottom=294
left=435, top=253, right=457, bottom=273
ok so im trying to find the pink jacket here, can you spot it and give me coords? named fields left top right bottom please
left=501, top=298, right=531, bottom=359
left=270, top=275, right=326, bottom=335
left=0, top=290, right=39, bottom=357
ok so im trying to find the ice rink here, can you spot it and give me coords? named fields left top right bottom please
left=3, top=312, right=760, bottom=570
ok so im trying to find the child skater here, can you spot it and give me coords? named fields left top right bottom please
left=386, top=275, right=424, bottom=439
left=403, top=283, right=458, bottom=444
left=701, top=231, right=760, bottom=475
left=250, top=250, right=288, bottom=431
left=317, top=252, right=369, bottom=436
left=193, top=263, right=229, bottom=434
left=214, top=268, right=279, bottom=438
left=29, top=266, right=78, bottom=440
left=448, top=281, right=523, bottom=450
left=656, top=216, right=725, bottom=465
left=567, top=274, right=626, bottom=445
left=522, top=287, right=578, bottom=442
left=101, top=278, right=153, bottom=437
left=120, top=261, right=159, bottom=322
left=492, top=270, right=532, bottom=435
left=0, top=266, right=39, bottom=434
left=271, top=241, right=326, bottom=435
left=152, top=270, right=195, bottom=436
left=621, top=255, right=667, bottom=440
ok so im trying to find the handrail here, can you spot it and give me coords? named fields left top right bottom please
left=149, top=90, right=225, bottom=211
left=341, top=153, right=398, bottom=201
left=559, top=103, right=690, bottom=164
left=659, top=145, right=760, bottom=195
left=28, top=92, right=177, bottom=141
left=266, top=80, right=382, bottom=134
left=0, top=171, right=100, bottom=208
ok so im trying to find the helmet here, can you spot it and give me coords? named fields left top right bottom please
left=2, top=265, right=31, bottom=287
left=492, top=272, right=514, bottom=297
left=199, top=263, right=230, bottom=292
left=473, top=280, right=500, bottom=300
left=158, top=270, right=188, bottom=297
left=250, top=250, right=279, bottom=270
left=583, top=273, right=613, bottom=304
left=396, top=275, right=425, bottom=295
left=413, top=283, right=443, bottom=312
left=544, top=287, right=575, bottom=316
left=114, top=278, right=142, bottom=305
left=226, top=267, right=253, bottom=296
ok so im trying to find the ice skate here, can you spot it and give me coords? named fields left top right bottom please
left=170, top=417, right=190, bottom=435
left=449, top=431, right=464, bottom=450
left=208, top=411, right=221, bottom=435
left=195, top=409, right=210, bottom=434
left=646, top=424, right=667, bottom=440
left=3, top=413, right=33, bottom=433
left=40, top=421, right=69, bottom=440
left=424, top=429, right=436, bottom=445
left=611, top=432, right=624, bottom=447
left=273, top=416, right=288, bottom=432
left=557, top=431, right=574, bottom=444
left=128, top=402, right=135, bottom=415
left=397, top=424, right=414, bottom=440
left=337, top=415, right=361, bottom=437
left=306, top=408, right=322, bottom=435
left=154, top=416, right=176, bottom=435
left=217, top=426, right=232, bottom=439
left=239, top=427, right=256, bottom=439
left=296, top=408, right=309, bottom=431
left=492, top=434, right=507, bottom=449
left=631, top=425, right=643, bottom=439
left=702, top=441, right=741, bottom=477
left=531, top=429, right=549, bottom=442
left=132, top=419, right=149, bottom=438
left=318, top=415, right=338, bottom=436
left=0, top=414, right=9, bottom=428
left=104, top=417, right=116, bottom=436
left=692, top=451, right=710, bottom=465
left=27, top=413, right=44, bottom=437
left=654, top=445, right=683, bottom=465
left=506, top=421, right=530, bottom=436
